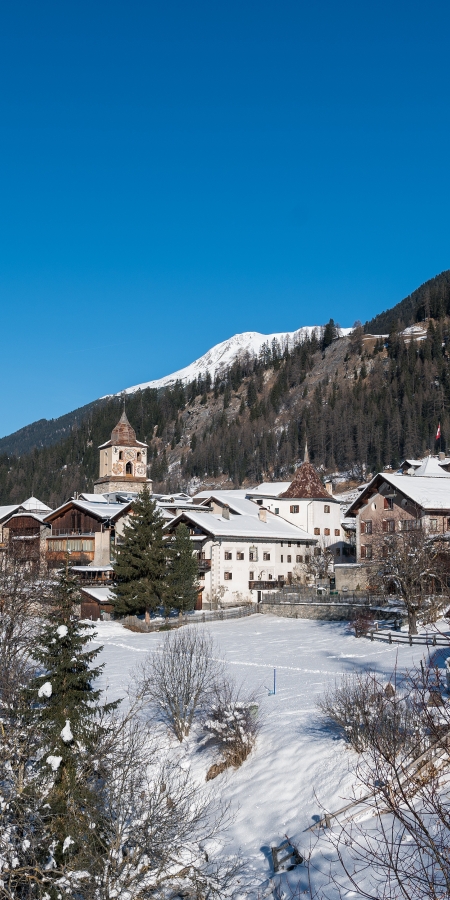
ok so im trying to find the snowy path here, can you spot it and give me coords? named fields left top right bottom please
left=91, top=615, right=430, bottom=894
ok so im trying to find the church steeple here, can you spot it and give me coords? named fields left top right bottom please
left=93, top=409, right=151, bottom=496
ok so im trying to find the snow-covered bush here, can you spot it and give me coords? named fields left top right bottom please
left=204, top=678, right=259, bottom=775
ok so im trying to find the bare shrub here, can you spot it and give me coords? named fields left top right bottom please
left=350, top=609, right=373, bottom=637
left=136, top=626, right=218, bottom=741
left=317, top=671, right=421, bottom=755
left=98, top=714, right=241, bottom=899
left=204, top=677, right=259, bottom=778
left=320, top=661, right=450, bottom=900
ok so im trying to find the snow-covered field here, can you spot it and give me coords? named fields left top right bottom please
left=91, top=615, right=429, bottom=896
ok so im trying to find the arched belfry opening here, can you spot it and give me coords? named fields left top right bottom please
left=125, top=461, right=133, bottom=476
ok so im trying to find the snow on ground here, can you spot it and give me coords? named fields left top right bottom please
left=90, top=615, right=432, bottom=896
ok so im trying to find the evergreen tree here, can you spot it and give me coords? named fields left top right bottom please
left=167, top=523, right=199, bottom=614
left=29, top=566, right=118, bottom=883
left=112, top=487, right=168, bottom=617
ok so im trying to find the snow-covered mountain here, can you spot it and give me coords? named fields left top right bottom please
left=115, top=326, right=352, bottom=396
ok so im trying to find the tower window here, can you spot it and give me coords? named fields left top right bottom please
left=126, top=462, right=133, bottom=475
left=137, top=452, right=141, bottom=461
left=119, top=451, right=123, bottom=460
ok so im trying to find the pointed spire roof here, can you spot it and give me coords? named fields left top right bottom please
left=110, top=409, right=137, bottom=446
left=304, top=440, right=309, bottom=463
left=279, top=460, right=332, bottom=500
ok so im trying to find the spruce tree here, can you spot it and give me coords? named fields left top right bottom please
left=29, top=565, right=118, bottom=882
left=112, top=487, right=168, bottom=617
left=167, top=522, right=199, bottom=614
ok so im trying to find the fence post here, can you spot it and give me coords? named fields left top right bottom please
left=389, top=632, right=392, bottom=644
left=370, top=630, right=374, bottom=641
left=409, top=634, right=413, bottom=646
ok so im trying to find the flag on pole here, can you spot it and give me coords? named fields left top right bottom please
left=436, top=422, right=441, bottom=440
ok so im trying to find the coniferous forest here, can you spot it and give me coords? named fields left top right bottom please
left=1, top=271, right=450, bottom=506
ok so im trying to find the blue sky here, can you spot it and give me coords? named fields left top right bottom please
left=1, top=0, right=450, bottom=438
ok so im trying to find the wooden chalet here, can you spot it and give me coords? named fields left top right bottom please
left=44, top=497, right=132, bottom=570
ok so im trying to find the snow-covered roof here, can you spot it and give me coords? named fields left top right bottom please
left=195, top=492, right=263, bottom=517
left=164, top=509, right=317, bottom=542
left=246, top=483, right=292, bottom=498
left=412, top=456, right=450, bottom=478
left=78, top=493, right=108, bottom=502
left=0, top=504, right=20, bottom=523
left=194, top=489, right=250, bottom=500
left=81, top=586, right=114, bottom=604
left=21, top=496, right=52, bottom=512
left=71, top=565, right=113, bottom=571
left=45, top=499, right=132, bottom=523
left=5, top=512, right=49, bottom=525
left=347, top=472, right=450, bottom=515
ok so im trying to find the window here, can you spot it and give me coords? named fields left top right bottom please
left=382, top=519, right=395, bottom=533
left=268, top=574, right=273, bottom=580
left=314, top=547, right=321, bottom=557
left=288, top=542, right=291, bottom=547
left=224, top=572, right=232, bottom=581
left=290, top=505, right=299, bottom=514
left=430, top=519, right=438, bottom=532
left=361, top=545, right=372, bottom=560
left=249, top=571, right=254, bottom=581
left=119, top=451, right=123, bottom=460
left=314, top=527, right=320, bottom=535
left=384, top=497, right=394, bottom=510
left=275, top=508, right=279, bottom=515
left=280, top=555, right=283, bottom=562
left=263, top=552, right=270, bottom=561
left=278, top=574, right=283, bottom=581
left=125, top=461, right=133, bottom=475
left=324, top=505, right=330, bottom=513
left=224, top=551, right=232, bottom=560
left=297, top=542, right=301, bottom=547
left=399, top=518, right=421, bottom=532
left=236, top=552, right=244, bottom=560
left=335, top=529, right=340, bottom=537
left=287, top=555, right=292, bottom=563
left=305, top=554, right=310, bottom=563
left=361, top=520, right=372, bottom=534
left=447, top=518, right=450, bottom=531
left=296, top=554, right=303, bottom=563
left=249, top=550, right=256, bottom=561
left=256, top=499, right=263, bottom=505
left=324, top=528, right=330, bottom=536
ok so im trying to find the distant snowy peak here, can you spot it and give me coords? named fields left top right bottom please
left=116, top=325, right=352, bottom=396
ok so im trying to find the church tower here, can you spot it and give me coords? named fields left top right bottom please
left=93, top=410, right=152, bottom=496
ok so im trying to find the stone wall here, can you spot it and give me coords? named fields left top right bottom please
left=259, top=602, right=372, bottom=621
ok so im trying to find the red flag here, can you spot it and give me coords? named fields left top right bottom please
left=436, top=422, right=441, bottom=440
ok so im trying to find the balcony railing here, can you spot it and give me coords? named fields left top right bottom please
left=51, top=530, right=96, bottom=537
left=249, top=580, right=285, bottom=590
left=197, top=559, right=211, bottom=572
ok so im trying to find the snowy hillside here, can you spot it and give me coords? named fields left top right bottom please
left=113, top=326, right=352, bottom=396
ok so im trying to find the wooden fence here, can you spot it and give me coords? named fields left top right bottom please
left=122, top=603, right=257, bottom=633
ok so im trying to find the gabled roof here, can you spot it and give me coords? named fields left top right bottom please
left=21, top=496, right=52, bottom=512
left=195, top=491, right=263, bottom=517
left=0, top=504, right=20, bottom=523
left=346, top=472, right=450, bottom=516
left=44, top=498, right=133, bottom=524
left=163, top=509, right=317, bottom=542
left=279, top=461, right=337, bottom=501
left=246, top=483, right=292, bottom=498
left=4, top=511, right=50, bottom=526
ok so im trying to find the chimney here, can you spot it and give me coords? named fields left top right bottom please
left=325, top=481, right=333, bottom=495
left=222, top=504, right=230, bottom=520
left=258, top=506, right=267, bottom=523
left=439, top=451, right=445, bottom=461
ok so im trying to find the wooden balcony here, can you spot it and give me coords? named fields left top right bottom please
left=198, top=558, right=211, bottom=572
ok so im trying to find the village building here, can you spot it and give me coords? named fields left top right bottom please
left=164, top=504, right=317, bottom=607
left=93, top=409, right=152, bottom=495
left=194, top=451, right=353, bottom=561
left=44, top=495, right=133, bottom=578
left=0, top=497, right=52, bottom=573
left=346, top=456, right=450, bottom=564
